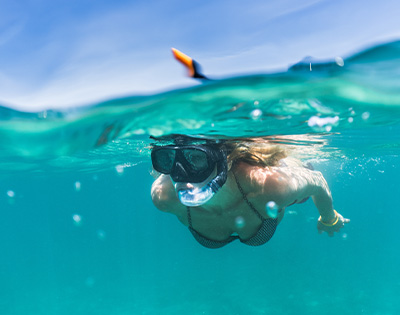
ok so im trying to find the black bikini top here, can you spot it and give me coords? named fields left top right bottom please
left=187, top=173, right=278, bottom=249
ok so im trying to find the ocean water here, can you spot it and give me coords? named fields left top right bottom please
left=1, top=41, right=400, bottom=315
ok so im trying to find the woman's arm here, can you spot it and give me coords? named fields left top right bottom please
left=245, top=164, right=333, bottom=213
left=243, top=163, right=349, bottom=235
left=303, top=170, right=336, bottom=223
left=271, top=167, right=350, bottom=235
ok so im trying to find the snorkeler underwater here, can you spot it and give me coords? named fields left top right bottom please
left=148, top=50, right=351, bottom=248
left=151, top=134, right=349, bottom=248
left=1, top=4, right=400, bottom=312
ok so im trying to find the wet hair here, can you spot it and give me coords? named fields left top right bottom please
left=221, top=140, right=288, bottom=169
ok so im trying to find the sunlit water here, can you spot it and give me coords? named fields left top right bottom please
left=1, top=41, right=400, bottom=315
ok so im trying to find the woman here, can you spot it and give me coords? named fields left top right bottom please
left=150, top=135, right=349, bottom=249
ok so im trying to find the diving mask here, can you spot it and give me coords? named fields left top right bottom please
left=151, top=144, right=228, bottom=206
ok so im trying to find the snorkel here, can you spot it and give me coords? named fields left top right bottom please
left=175, top=150, right=228, bottom=207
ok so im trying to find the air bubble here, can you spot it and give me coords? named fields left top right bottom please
left=72, top=214, right=82, bottom=226
left=74, top=181, right=81, bottom=191
left=361, top=112, right=370, bottom=120
left=266, top=201, right=278, bottom=219
left=335, top=57, right=344, bottom=67
left=348, top=117, right=354, bottom=123
left=7, top=190, right=15, bottom=198
left=116, top=165, right=124, bottom=175
left=254, top=101, right=259, bottom=106
left=235, top=216, right=245, bottom=229
left=250, top=109, right=262, bottom=120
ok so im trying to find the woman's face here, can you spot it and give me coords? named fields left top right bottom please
left=151, top=142, right=229, bottom=207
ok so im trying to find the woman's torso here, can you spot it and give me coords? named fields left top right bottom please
left=172, top=166, right=286, bottom=242
left=153, top=158, right=311, bottom=243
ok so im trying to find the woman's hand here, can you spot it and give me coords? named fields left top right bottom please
left=317, top=210, right=350, bottom=237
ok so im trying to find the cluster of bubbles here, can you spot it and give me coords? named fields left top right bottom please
left=72, top=213, right=107, bottom=242
left=250, top=100, right=262, bottom=121
left=115, top=163, right=137, bottom=175
left=246, top=95, right=372, bottom=134
left=308, top=116, right=339, bottom=132
left=72, top=179, right=107, bottom=243
left=347, top=108, right=370, bottom=124
left=72, top=175, right=109, bottom=238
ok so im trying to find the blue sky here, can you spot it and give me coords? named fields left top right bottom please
left=1, top=0, right=400, bottom=110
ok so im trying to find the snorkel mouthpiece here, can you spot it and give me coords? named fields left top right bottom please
left=175, top=151, right=227, bottom=207
left=177, top=183, right=217, bottom=207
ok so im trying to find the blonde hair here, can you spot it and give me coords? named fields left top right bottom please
left=223, top=140, right=288, bottom=169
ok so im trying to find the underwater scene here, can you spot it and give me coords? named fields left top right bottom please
left=1, top=40, right=400, bottom=314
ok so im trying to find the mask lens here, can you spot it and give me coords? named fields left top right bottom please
left=182, top=149, right=209, bottom=172
left=152, top=149, right=176, bottom=173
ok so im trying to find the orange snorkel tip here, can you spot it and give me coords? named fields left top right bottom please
left=171, top=48, right=208, bottom=80
left=172, top=48, right=195, bottom=77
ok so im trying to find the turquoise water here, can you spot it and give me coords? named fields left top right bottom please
left=1, top=41, right=400, bottom=314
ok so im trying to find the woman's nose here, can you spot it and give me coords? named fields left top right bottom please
left=171, top=162, right=188, bottom=182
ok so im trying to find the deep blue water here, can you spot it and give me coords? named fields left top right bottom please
left=1, top=40, right=400, bottom=314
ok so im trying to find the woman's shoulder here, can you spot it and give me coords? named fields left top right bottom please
left=233, top=160, right=306, bottom=207
left=233, top=162, right=287, bottom=193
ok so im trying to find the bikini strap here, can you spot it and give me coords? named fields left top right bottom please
left=186, top=206, right=193, bottom=228
left=232, top=172, right=265, bottom=222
